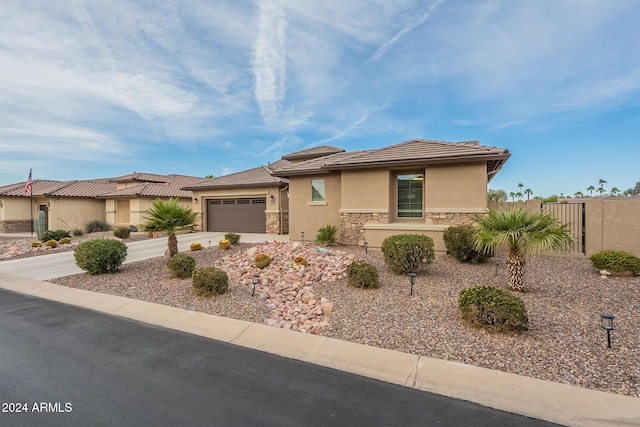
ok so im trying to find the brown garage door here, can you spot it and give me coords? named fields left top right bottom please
left=207, top=198, right=266, bottom=233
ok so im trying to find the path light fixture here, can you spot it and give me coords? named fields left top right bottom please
left=364, top=241, right=368, bottom=254
left=600, top=313, right=615, bottom=349
left=208, top=240, right=211, bottom=248
left=409, top=273, right=416, bottom=296
left=301, top=231, right=305, bottom=242
left=252, top=273, right=260, bottom=297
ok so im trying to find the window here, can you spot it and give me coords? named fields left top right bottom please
left=311, top=179, right=325, bottom=202
left=397, top=174, right=423, bottom=218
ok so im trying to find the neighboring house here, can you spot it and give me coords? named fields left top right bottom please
left=183, top=146, right=345, bottom=235
left=271, top=139, right=510, bottom=250
left=0, top=173, right=204, bottom=233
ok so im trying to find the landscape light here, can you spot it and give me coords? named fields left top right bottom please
left=600, top=313, right=615, bottom=349
left=301, top=231, right=305, bottom=242
left=364, top=241, right=368, bottom=254
left=409, top=273, right=416, bottom=296
left=252, top=273, right=260, bottom=297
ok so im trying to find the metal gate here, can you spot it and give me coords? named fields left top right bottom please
left=542, top=202, right=585, bottom=255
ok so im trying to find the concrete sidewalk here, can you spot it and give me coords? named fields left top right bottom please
left=0, top=274, right=638, bottom=426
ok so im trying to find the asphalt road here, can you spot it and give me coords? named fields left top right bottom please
left=0, top=289, right=561, bottom=427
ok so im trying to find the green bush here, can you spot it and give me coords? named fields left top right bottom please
left=590, top=250, right=640, bottom=275
left=224, top=232, right=241, bottom=245
left=443, top=225, right=492, bottom=264
left=72, top=229, right=84, bottom=237
left=192, top=267, right=228, bottom=297
left=316, top=225, right=338, bottom=246
left=458, top=285, right=528, bottom=333
left=59, top=237, right=72, bottom=245
left=113, top=227, right=131, bottom=239
left=381, top=234, right=435, bottom=275
left=41, top=229, right=71, bottom=242
left=86, top=220, right=111, bottom=233
left=346, top=261, right=380, bottom=289
left=167, top=254, right=196, bottom=279
left=44, top=239, right=58, bottom=248
left=74, top=239, right=128, bottom=275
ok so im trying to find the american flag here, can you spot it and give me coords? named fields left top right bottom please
left=24, top=170, right=32, bottom=196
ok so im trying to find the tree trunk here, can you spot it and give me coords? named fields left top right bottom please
left=168, top=234, right=178, bottom=258
left=507, top=250, right=526, bottom=292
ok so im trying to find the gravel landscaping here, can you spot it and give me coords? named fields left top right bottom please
left=3, top=236, right=638, bottom=398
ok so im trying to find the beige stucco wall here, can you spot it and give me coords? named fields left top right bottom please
left=48, top=198, right=105, bottom=231
left=425, top=162, right=487, bottom=210
left=585, top=199, right=640, bottom=257
left=0, top=197, right=31, bottom=219
left=288, top=174, right=341, bottom=241
left=341, top=169, right=389, bottom=210
left=190, top=186, right=287, bottom=232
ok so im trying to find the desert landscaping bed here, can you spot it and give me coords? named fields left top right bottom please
left=37, top=239, right=639, bottom=399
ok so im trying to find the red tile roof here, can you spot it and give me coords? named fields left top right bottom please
left=183, top=159, right=291, bottom=190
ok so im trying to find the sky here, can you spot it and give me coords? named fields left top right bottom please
left=1, top=0, right=639, bottom=198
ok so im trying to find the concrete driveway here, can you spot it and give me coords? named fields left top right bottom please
left=0, top=232, right=288, bottom=280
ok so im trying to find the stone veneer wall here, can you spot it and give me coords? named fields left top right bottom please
left=424, top=212, right=476, bottom=225
left=0, top=220, right=32, bottom=233
left=340, top=212, right=389, bottom=245
left=266, top=211, right=289, bottom=235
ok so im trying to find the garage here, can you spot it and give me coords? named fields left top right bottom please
left=206, top=198, right=266, bottom=233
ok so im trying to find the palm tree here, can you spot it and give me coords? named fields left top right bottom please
left=574, top=191, right=584, bottom=198
left=143, top=198, right=198, bottom=257
left=524, top=188, right=533, bottom=200
left=610, top=187, right=620, bottom=196
left=598, top=179, right=607, bottom=196
left=516, top=191, right=523, bottom=201
left=586, top=185, right=595, bottom=197
left=509, top=192, right=516, bottom=202
left=473, top=207, right=575, bottom=292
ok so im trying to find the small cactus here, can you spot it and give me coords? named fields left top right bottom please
left=218, top=239, right=231, bottom=250
left=190, top=242, right=203, bottom=251
left=254, top=253, right=271, bottom=269
left=293, top=256, right=308, bottom=267
left=45, top=239, right=58, bottom=248
left=30, top=241, right=42, bottom=248
left=59, top=237, right=72, bottom=245
left=34, top=211, right=46, bottom=241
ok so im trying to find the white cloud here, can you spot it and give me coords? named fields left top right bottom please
left=252, top=0, right=288, bottom=126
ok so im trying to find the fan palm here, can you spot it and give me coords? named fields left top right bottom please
left=143, top=198, right=197, bottom=257
left=473, top=207, right=575, bottom=292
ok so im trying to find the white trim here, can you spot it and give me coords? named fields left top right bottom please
left=364, top=223, right=448, bottom=231
left=308, top=202, right=328, bottom=206
left=425, top=208, right=487, bottom=213
left=265, top=210, right=288, bottom=214
left=338, top=208, right=389, bottom=214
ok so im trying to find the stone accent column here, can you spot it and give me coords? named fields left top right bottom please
left=424, top=212, right=476, bottom=226
left=339, top=212, right=389, bottom=245
left=266, top=211, right=289, bottom=235
left=0, top=220, right=32, bottom=233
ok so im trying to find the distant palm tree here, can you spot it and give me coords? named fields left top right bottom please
left=509, top=192, right=516, bottom=202
left=516, top=191, right=523, bottom=201
left=586, top=185, right=595, bottom=197
left=143, top=198, right=198, bottom=257
left=474, top=208, right=575, bottom=292
left=598, top=179, right=607, bottom=196
left=574, top=191, right=584, bottom=198
left=610, top=187, right=620, bottom=196
left=517, top=183, right=524, bottom=192
left=524, top=188, right=533, bottom=200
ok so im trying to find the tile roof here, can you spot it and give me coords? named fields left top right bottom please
left=182, top=159, right=291, bottom=190
left=272, top=139, right=510, bottom=181
left=0, top=174, right=202, bottom=199
left=281, top=145, right=345, bottom=161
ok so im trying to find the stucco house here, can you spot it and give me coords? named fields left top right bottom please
left=0, top=173, right=203, bottom=233
left=186, top=139, right=510, bottom=250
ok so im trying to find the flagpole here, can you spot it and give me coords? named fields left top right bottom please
left=29, top=169, right=33, bottom=235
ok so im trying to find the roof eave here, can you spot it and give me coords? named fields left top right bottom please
left=321, top=153, right=512, bottom=171
left=184, top=181, right=288, bottom=191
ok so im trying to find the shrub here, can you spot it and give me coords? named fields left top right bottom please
left=72, top=229, right=84, bottom=237
left=590, top=250, right=640, bottom=275
left=254, top=253, right=271, bottom=269
left=192, top=267, right=228, bottom=297
left=346, top=261, right=380, bottom=289
left=86, top=220, right=111, bottom=233
left=113, top=227, right=131, bottom=239
left=316, top=224, right=338, bottom=246
left=30, top=241, right=42, bottom=248
left=167, top=254, right=196, bottom=279
left=45, top=239, right=58, bottom=248
left=41, top=229, right=71, bottom=242
left=190, top=242, right=203, bottom=251
left=224, top=232, right=241, bottom=245
left=74, top=239, right=127, bottom=275
left=218, top=239, right=231, bottom=250
left=381, top=234, right=435, bottom=275
left=443, top=225, right=492, bottom=264
left=458, top=285, right=528, bottom=333
left=59, top=237, right=72, bottom=245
